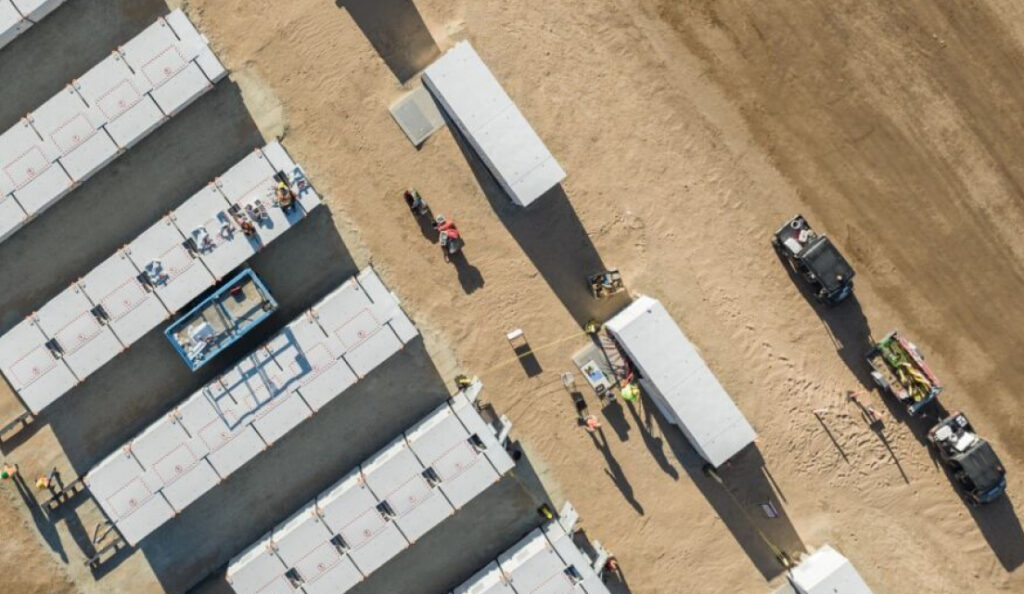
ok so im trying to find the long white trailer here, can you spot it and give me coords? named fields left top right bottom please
left=422, top=41, right=565, bottom=208
left=83, top=268, right=418, bottom=546
left=604, top=296, right=756, bottom=468
left=0, top=142, right=319, bottom=415
left=0, top=0, right=65, bottom=50
left=0, top=9, right=226, bottom=243
left=226, top=380, right=514, bottom=594
left=452, top=502, right=610, bottom=594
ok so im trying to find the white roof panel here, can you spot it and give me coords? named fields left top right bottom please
left=299, top=549, right=363, bottom=594
left=127, top=216, right=215, bottom=312
left=0, top=120, right=68, bottom=214
left=0, top=193, right=27, bottom=242
left=251, top=391, right=312, bottom=447
left=450, top=394, right=515, bottom=475
left=790, top=545, right=873, bottom=594
left=149, top=61, right=212, bottom=115
left=363, top=437, right=452, bottom=543
left=406, top=404, right=498, bottom=510
left=34, top=284, right=123, bottom=380
left=0, top=1, right=29, bottom=57
left=112, top=491, right=176, bottom=546
left=74, top=53, right=165, bottom=149
left=11, top=0, right=64, bottom=21
left=453, top=561, right=516, bottom=594
left=204, top=424, right=266, bottom=478
left=0, top=317, right=76, bottom=413
left=604, top=296, right=756, bottom=468
left=499, top=529, right=575, bottom=594
left=85, top=447, right=144, bottom=511
left=317, top=471, right=409, bottom=577
left=80, top=250, right=168, bottom=347
left=422, top=41, right=565, bottom=207
left=227, top=534, right=296, bottom=594
left=29, top=86, right=118, bottom=181
left=171, top=185, right=255, bottom=280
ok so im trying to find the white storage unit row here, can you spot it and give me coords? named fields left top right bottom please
left=0, top=0, right=65, bottom=50
left=603, top=296, right=757, bottom=468
left=84, top=268, right=418, bottom=546
left=226, top=380, right=515, bottom=594
left=0, top=9, right=227, bottom=243
left=453, top=503, right=610, bottom=594
left=422, top=41, right=565, bottom=207
left=0, top=142, right=320, bottom=415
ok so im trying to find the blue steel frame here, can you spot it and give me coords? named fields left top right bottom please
left=164, top=268, right=277, bottom=370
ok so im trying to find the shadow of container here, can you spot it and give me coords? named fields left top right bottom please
left=335, top=0, right=440, bottom=83
left=773, top=247, right=875, bottom=390
left=428, top=92, right=631, bottom=328
left=653, top=410, right=806, bottom=580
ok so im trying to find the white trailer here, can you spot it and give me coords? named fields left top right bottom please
left=603, top=296, right=756, bottom=468
left=422, top=41, right=565, bottom=208
left=778, top=545, right=873, bottom=594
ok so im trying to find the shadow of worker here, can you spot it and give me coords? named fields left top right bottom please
left=335, top=0, right=440, bottom=83
left=588, top=427, right=644, bottom=516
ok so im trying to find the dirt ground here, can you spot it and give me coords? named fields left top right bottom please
left=4, top=0, right=1024, bottom=592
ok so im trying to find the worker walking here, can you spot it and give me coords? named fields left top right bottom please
left=34, top=468, right=61, bottom=497
left=1, top=462, right=18, bottom=481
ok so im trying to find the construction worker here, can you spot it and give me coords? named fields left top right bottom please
left=433, top=217, right=464, bottom=260
left=275, top=182, right=296, bottom=212
left=404, top=189, right=429, bottom=215
left=584, top=414, right=602, bottom=433
left=238, top=217, right=257, bottom=238
left=1, top=462, right=17, bottom=481
left=620, top=382, right=640, bottom=403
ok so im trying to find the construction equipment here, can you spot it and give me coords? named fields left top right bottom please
left=772, top=214, right=855, bottom=304
left=865, top=330, right=941, bottom=415
left=928, top=412, right=1007, bottom=505
left=164, top=268, right=276, bottom=371
left=588, top=269, right=624, bottom=300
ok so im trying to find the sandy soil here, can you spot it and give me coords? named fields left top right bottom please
left=5, top=0, right=1024, bottom=592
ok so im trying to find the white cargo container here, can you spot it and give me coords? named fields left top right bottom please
left=778, top=545, right=873, bottom=594
left=85, top=268, right=417, bottom=546
left=0, top=141, right=320, bottom=415
left=452, top=501, right=610, bottom=594
left=604, top=296, right=756, bottom=468
left=422, top=41, right=565, bottom=207
left=0, top=0, right=66, bottom=50
left=0, top=9, right=225, bottom=244
left=226, top=380, right=515, bottom=594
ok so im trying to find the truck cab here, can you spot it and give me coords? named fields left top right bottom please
left=928, top=412, right=1007, bottom=505
left=773, top=215, right=855, bottom=304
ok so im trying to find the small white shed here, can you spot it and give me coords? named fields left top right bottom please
left=604, top=296, right=756, bottom=467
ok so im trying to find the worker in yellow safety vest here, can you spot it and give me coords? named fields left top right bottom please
left=620, top=382, right=640, bottom=403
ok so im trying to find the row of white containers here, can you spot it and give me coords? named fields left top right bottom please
left=227, top=381, right=515, bottom=594
left=0, top=141, right=320, bottom=415
left=0, top=0, right=63, bottom=49
left=0, top=9, right=226, bottom=242
left=84, top=267, right=419, bottom=546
